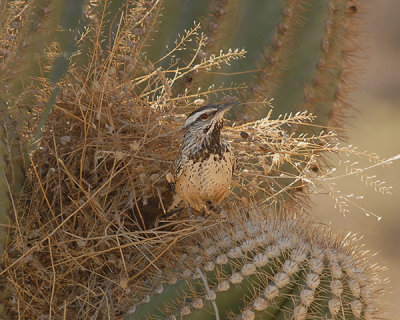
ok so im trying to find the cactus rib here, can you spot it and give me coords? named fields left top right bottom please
left=127, top=213, right=383, bottom=319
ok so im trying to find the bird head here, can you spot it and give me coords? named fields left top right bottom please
left=181, top=102, right=237, bottom=155
left=182, top=102, right=236, bottom=133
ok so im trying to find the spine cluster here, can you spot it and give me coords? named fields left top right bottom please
left=128, top=215, right=381, bottom=319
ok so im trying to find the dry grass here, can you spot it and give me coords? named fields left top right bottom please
left=0, top=1, right=393, bottom=319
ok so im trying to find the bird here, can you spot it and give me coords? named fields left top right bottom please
left=165, top=102, right=237, bottom=218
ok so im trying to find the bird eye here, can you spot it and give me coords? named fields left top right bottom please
left=201, top=113, right=208, bottom=120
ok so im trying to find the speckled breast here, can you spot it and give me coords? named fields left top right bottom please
left=175, top=148, right=235, bottom=211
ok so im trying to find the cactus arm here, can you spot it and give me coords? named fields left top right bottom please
left=192, top=0, right=246, bottom=90
left=200, top=1, right=287, bottom=92
left=305, top=0, right=352, bottom=136
left=263, top=1, right=331, bottom=117
left=1, top=0, right=86, bottom=149
left=127, top=217, right=379, bottom=320
left=139, top=1, right=358, bottom=132
left=31, top=1, right=86, bottom=145
left=5, top=1, right=67, bottom=104
left=0, top=0, right=60, bottom=178
left=142, top=1, right=285, bottom=94
left=0, top=0, right=86, bottom=253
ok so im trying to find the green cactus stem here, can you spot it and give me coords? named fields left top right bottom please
left=127, top=211, right=383, bottom=319
left=145, top=0, right=361, bottom=127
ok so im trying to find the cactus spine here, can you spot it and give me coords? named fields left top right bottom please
left=128, top=212, right=382, bottom=320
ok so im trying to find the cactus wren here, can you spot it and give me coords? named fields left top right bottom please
left=166, top=103, right=236, bottom=217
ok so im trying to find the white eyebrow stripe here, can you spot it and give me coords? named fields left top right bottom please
left=183, top=108, right=218, bottom=128
left=183, top=114, right=200, bottom=128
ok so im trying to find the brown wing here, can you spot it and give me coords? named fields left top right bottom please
left=173, top=153, right=186, bottom=184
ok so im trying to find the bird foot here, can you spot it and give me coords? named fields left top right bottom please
left=201, top=203, right=230, bottom=223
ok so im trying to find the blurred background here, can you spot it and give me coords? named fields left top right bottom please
left=312, top=0, right=400, bottom=316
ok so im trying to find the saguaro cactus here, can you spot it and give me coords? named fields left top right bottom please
left=128, top=211, right=383, bottom=320
left=145, top=0, right=360, bottom=127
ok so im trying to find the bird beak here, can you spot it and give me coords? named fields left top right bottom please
left=216, top=102, right=238, bottom=116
